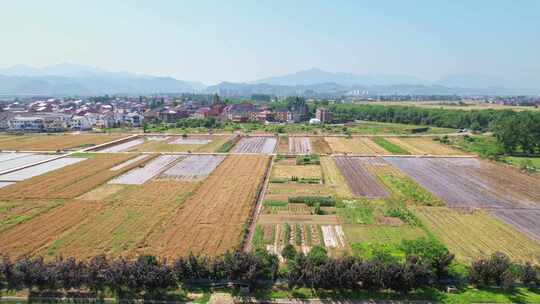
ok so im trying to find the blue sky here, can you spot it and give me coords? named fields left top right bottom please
left=1, top=0, right=539, bottom=84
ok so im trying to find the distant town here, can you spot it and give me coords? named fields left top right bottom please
left=0, top=93, right=538, bottom=133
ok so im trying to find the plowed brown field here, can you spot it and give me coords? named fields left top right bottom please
left=147, top=155, right=270, bottom=257
left=0, top=154, right=153, bottom=199
left=0, top=134, right=125, bottom=151
left=333, top=156, right=388, bottom=198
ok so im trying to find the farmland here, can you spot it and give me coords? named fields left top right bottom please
left=333, top=156, right=388, bottom=198
left=232, top=136, right=277, bottom=153
left=385, top=137, right=466, bottom=155
left=385, top=157, right=540, bottom=242
left=325, top=137, right=389, bottom=155
left=160, top=155, right=225, bottom=181
left=0, top=154, right=151, bottom=199
left=310, top=137, right=332, bottom=154
left=276, top=136, right=289, bottom=154
left=0, top=134, right=126, bottom=151
left=0, top=157, right=85, bottom=182
left=414, top=207, right=540, bottom=263
left=109, top=155, right=181, bottom=185
left=38, top=181, right=199, bottom=258
left=319, top=156, right=353, bottom=197
left=147, top=155, right=270, bottom=257
left=0, top=153, right=58, bottom=172
left=126, top=135, right=232, bottom=153
left=288, top=137, right=312, bottom=154
left=1, top=130, right=539, bottom=271
left=270, top=158, right=322, bottom=182
left=0, top=200, right=105, bottom=257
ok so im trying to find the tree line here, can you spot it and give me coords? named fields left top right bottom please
left=328, top=104, right=540, bottom=154
left=1, top=248, right=539, bottom=299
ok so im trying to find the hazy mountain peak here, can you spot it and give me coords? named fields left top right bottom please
left=253, top=68, right=428, bottom=86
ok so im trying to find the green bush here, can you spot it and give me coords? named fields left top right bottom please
left=288, top=196, right=335, bottom=206
left=296, top=154, right=320, bottom=165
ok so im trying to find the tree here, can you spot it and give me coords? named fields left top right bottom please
left=469, top=252, right=515, bottom=289
left=281, top=244, right=297, bottom=260
left=400, top=238, right=454, bottom=279
left=521, top=263, right=540, bottom=287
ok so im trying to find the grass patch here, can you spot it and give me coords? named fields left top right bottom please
left=336, top=200, right=374, bottom=224
left=380, top=174, right=443, bottom=206
left=69, top=152, right=99, bottom=158
left=252, top=225, right=265, bottom=250
left=372, top=137, right=410, bottom=154
left=216, top=136, right=240, bottom=153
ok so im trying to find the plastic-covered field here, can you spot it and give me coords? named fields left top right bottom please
left=99, top=138, right=144, bottom=152
left=160, top=155, right=225, bottom=180
left=0, top=157, right=86, bottom=181
left=109, top=155, right=182, bottom=185
left=0, top=153, right=58, bottom=172
left=233, top=137, right=277, bottom=154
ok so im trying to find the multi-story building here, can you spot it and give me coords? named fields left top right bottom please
left=315, top=107, right=332, bottom=124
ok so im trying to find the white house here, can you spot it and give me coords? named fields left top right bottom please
left=70, top=116, right=92, bottom=130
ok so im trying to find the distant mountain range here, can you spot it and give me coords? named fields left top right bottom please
left=0, top=63, right=205, bottom=96
left=252, top=68, right=428, bottom=86
left=0, top=64, right=537, bottom=96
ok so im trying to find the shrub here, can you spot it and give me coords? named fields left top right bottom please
left=296, top=154, right=320, bottom=165
left=288, top=196, right=335, bottom=207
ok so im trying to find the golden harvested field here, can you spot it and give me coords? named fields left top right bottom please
left=0, top=199, right=63, bottom=233
left=77, top=184, right=127, bottom=201
left=130, top=136, right=231, bottom=152
left=276, top=136, right=289, bottom=154
left=40, top=181, right=199, bottom=259
left=325, top=137, right=389, bottom=154
left=384, top=137, right=425, bottom=154
left=271, top=163, right=322, bottom=180
left=0, top=154, right=153, bottom=199
left=414, top=207, right=540, bottom=263
left=311, top=137, right=332, bottom=154
left=0, top=134, right=126, bottom=151
left=265, top=183, right=333, bottom=201
left=146, top=155, right=270, bottom=258
left=320, top=156, right=353, bottom=198
left=0, top=200, right=104, bottom=258
left=386, top=137, right=466, bottom=155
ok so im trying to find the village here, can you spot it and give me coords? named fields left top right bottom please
left=0, top=94, right=334, bottom=132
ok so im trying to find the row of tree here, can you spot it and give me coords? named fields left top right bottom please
left=327, top=104, right=540, bottom=154
left=491, top=111, right=540, bottom=154
left=1, top=249, right=539, bottom=298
